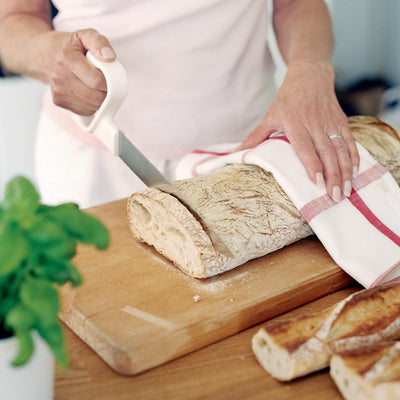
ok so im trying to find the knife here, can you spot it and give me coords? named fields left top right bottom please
left=73, top=52, right=233, bottom=257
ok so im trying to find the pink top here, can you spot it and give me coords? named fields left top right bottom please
left=45, top=0, right=276, bottom=158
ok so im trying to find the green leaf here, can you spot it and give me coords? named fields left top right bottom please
left=5, top=304, right=35, bottom=331
left=36, top=322, right=68, bottom=369
left=20, top=279, right=59, bottom=327
left=11, top=329, right=34, bottom=367
left=0, top=221, right=29, bottom=278
left=27, top=216, right=67, bottom=245
left=45, top=206, right=109, bottom=249
left=32, top=260, right=71, bottom=286
left=65, top=261, right=82, bottom=287
left=41, top=238, right=76, bottom=261
left=33, top=260, right=82, bottom=287
left=2, top=176, right=40, bottom=221
left=0, top=296, right=17, bottom=320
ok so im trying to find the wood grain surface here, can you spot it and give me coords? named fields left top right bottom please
left=59, top=198, right=353, bottom=375
left=55, top=285, right=362, bottom=400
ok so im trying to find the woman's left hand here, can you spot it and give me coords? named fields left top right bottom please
left=237, top=62, right=360, bottom=203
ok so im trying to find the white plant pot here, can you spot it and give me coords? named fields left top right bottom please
left=0, top=331, right=54, bottom=400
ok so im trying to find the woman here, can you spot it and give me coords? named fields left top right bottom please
left=0, top=0, right=359, bottom=207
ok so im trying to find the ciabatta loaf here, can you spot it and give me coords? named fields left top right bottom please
left=330, top=341, right=400, bottom=400
left=128, top=164, right=312, bottom=278
left=349, top=116, right=400, bottom=183
left=252, top=282, right=400, bottom=381
left=127, top=116, right=400, bottom=278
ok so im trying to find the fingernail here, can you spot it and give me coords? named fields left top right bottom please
left=353, top=166, right=358, bottom=178
left=332, top=186, right=341, bottom=203
left=316, top=172, right=325, bottom=189
left=101, top=47, right=115, bottom=59
left=343, top=180, right=352, bottom=197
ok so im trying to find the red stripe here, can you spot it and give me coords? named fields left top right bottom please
left=192, top=135, right=288, bottom=159
left=300, top=193, right=337, bottom=222
left=241, top=148, right=254, bottom=163
left=269, top=135, right=290, bottom=144
left=385, top=274, right=400, bottom=284
left=348, top=188, right=400, bottom=246
left=300, top=163, right=388, bottom=222
left=190, top=148, right=234, bottom=176
left=371, top=260, right=400, bottom=286
left=241, top=135, right=290, bottom=163
left=192, top=149, right=232, bottom=156
left=353, top=163, right=387, bottom=191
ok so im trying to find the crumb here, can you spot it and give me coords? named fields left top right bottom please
left=193, top=295, right=202, bottom=303
left=269, top=261, right=275, bottom=265
left=230, top=298, right=234, bottom=302
left=240, top=356, right=245, bottom=360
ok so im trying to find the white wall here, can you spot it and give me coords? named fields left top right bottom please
left=383, top=0, right=400, bottom=86
left=330, top=0, right=400, bottom=88
left=269, top=0, right=400, bottom=89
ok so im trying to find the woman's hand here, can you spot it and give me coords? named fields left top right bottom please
left=45, top=28, right=116, bottom=116
left=0, top=3, right=114, bottom=116
left=238, top=62, right=360, bottom=202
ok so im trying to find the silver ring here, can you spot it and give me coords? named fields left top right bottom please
left=329, top=133, right=343, bottom=140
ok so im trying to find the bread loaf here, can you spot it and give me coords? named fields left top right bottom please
left=251, top=282, right=400, bottom=381
left=127, top=116, right=400, bottom=278
left=348, top=116, right=400, bottom=183
left=330, top=341, right=400, bottom=400
left=128, top=164, right=313, bottom=278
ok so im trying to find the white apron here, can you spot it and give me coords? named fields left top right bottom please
left=36, top=0, right=276, bottom=207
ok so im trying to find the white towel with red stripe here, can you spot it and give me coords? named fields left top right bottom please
left=175, top=133, right=400, bottom=288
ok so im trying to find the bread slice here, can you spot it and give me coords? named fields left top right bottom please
left=252, top=282, right=400, bottom=381
left=330, top=341, right=400, bottom=400
left=127, top=116, right=400, bottom=278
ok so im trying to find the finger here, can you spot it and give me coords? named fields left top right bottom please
left=69, top=76, right=106, bottom=109
left=67, top=101, right=97, bottom=116
left=76, top=28, right=116, bottom=62
left=52, top=75, right=106, bottom=115
left=341, top=125, right=360, bottom=178
left=65, top=49, right=108, bottom=92
left=54, top=39, right=108, bottom=92
left=330, top=134, right=353, bottom=197
left=69, top=83, right=106, bottom=113
left=315, top=136, right=342, bottom=202
left=236, top=123, right=277, bottom=151
left=51, top=68, right=106, bottom=113
left=286, top=129, right=324, bottom=187
left=68, top=28, right=116, bottom=91
left=52, top=89, right=97, bottom=116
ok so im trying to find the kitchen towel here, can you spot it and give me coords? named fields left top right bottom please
left=176, top=132, right=400, bottom=288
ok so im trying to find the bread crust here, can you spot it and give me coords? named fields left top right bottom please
left=330, top=341, right=400, bottom=400
left=349, top=116, right=400, bottom=183
left=128, top=164, right=312, bottom=278
left=252, top=282, right=400, bottom=381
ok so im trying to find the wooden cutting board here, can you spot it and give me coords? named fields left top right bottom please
left=59, top=198, right=353, bottom=375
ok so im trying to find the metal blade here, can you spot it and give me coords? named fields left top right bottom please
left=118, top=131, right=169, bottom=187
left=117, top=131, right=233, bottom=257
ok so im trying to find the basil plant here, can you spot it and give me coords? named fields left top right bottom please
left=0, top=176, right=109, bottom=368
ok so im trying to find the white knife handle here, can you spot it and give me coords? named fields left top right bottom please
left=72, top=51, right=128, bottom=154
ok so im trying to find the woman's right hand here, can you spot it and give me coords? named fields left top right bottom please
left=46, top=28, right=116, bottom=116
